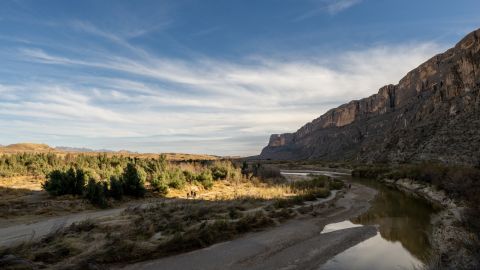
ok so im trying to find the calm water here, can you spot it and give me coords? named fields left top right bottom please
left=320, top=177, right=438, bottom=270
left=283, top=171, right=438, bottom=270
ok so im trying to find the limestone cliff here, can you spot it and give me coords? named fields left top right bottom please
left=259, top=28, right=480, bottom=165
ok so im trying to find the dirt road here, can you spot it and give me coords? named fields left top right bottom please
left=0, top=207, right=125, bottom=247
left=117, top=183, right=377, bottom=270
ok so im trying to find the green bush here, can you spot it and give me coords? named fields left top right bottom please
left=241, top=161, right=249, bottom=177
left=150, top=174, right=169, bottom=196
left=109, top=175, right=124, bottom=200
left=211, top=166, right=228, bottom=180
left=183, top=170, right=197, bottom=182
left=167, top=168, right=186, bottom=189
left=290, top=176, right=328, bottom=191
left=121, top=163, right=146, bottom=198
left=197, top=170, right=214, bottom=189
left=351, top=166, right=390, bottom=179
left=256, top=166, right=282, bottom=180
left=329, top=179, right=344, bottom=190
left=42, top=167, right=86, bottom=196
left=85, top=178, right=108, bottom=208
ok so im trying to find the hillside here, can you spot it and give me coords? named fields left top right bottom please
left=0, top=143, right=56, bottom=153
left=259, top=28, right=480, bottom=165
left=0, top=143, right=218, bottom=161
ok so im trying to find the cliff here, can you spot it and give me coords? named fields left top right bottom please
left=259, top=28, right=480, bottom=165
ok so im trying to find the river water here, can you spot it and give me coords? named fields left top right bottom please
left=280, top=171, right=438, bottom=270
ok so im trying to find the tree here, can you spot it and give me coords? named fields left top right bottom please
left=109, top=175, right=124, bottom=200
left=85, top=178, right=108, bottom=208
left=43, top=170, right=67, bottom=196
left=122, top=163, right=146, bottom=198
left=241, top=161, right=249, bottom=177
left=42, top=168, right=86, bottom=196
left=150, top=174, right=168, bottom=196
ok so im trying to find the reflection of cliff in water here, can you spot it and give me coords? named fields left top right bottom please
left=351, top=179, right=437, bottom=262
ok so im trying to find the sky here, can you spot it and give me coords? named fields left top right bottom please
left=0, top=0, right=479, bottom=156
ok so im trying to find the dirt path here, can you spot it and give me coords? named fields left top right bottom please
left=0, top=207, right=125, bottom=247
left=116, top=183, right=377, bottom=270
left=0, top=196, right=183, bottom=248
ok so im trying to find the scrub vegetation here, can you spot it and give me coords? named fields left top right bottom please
left=0, top=155, right=345, bottom=269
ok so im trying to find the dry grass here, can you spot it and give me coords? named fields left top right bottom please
left=0, top=176, right=95, bottom=222
left=0, top=176, right=44, bottom=191
left=0, top=173, right=341, bottom=269
left=167, top=179, right=296, bottom=201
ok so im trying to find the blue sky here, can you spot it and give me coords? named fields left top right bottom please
left=0, top=0, right=479, bottom=156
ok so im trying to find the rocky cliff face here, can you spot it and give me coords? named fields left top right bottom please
left=260, top=29, right=480, bottom=165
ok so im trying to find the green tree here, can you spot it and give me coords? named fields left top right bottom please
left=109, top=175, right=124, bottom=200
left=122, top=163, right=146, bottom=198
left=85, top=178, right=108, bottom=208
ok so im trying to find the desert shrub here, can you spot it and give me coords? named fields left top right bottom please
left=256, top=166, right=282, bottom=180
left=69, top=219, right=95, bottom=233
left=197, top=170, right=214, bottom=189
left=329, top=179, right=344, bottom=190
left=269, top=208, right=296, bottom=220
left=201, top=178, right=214, bottom=190
left=109, top=175, right=124, bottom=200
left=235, top=211, right=274, bottom=233
left=291, top=175, right=328, bottom=191
left=228, top=207, right=243, bottom=219
left=42, top=167, right=86, bottom=196
left=307, top=188, right=330, bottom=199
left=166, top=168, right=186, bottom=189
left=121, top=163, right=146, bottom=198
left=211, top=165, right=228, bottom=180
left=150, top=174, right=169, bottom=196
left=85, top=178, right=108, bottom=208
left=183, top=170, right=197, bottom=182
left=351, top=166, right=390, bottom=179
left=241, top=161, right=249, bottom=177
left=43, top=170, right=68, bottom=196
left=273, top=195, right=305, bottom=208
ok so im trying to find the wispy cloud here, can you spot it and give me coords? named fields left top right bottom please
left=295, top=0, right=362, bottom=21
left=192, top=26, right=223, bottom=37
left=7, top=36, right=444, bottom=155
left=326, top=0, right=362, bottom=14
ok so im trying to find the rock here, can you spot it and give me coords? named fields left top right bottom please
left=259, top=28, right=480, bottom=166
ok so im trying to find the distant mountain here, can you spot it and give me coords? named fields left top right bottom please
left=0, top=143, right=218, bottom=161
left=259, top=28, right=480, bottom=165
left=0, top=143, right=56, bottom=152
left=55, top=146, right=117, bottom=153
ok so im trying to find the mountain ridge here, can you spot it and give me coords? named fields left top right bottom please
left=259, top=28, right=480, bottom=165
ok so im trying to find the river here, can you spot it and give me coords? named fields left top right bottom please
left=281, top=170, right=438, bottom=270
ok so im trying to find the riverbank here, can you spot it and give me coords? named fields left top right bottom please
left=116, top=182, right=377, bottom=270
left=381, top=178, right=479, bottom=269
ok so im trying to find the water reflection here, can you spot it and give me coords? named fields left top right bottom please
left=321, top=220, right=362, bottom=234
left=350, top=178, right=437, bottom=262
left=320, top=233, right=423, bottom=270
left=319, top=177, right=438, bottom=269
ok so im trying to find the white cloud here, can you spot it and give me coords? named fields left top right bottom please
left=5, top=41, right=445, bottom=155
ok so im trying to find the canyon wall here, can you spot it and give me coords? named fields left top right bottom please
left=259, top=29, right=480, bottom=165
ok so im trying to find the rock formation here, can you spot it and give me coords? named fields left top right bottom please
left=259, top=28, right=480, bottom=165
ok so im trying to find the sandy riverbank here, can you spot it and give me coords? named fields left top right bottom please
left=116, top=183, right=377, bottom=270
